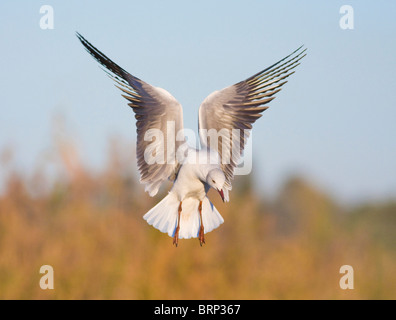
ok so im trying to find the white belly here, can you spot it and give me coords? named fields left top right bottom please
left=170, top=164, right=206, bottom=201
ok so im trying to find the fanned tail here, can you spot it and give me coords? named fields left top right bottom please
left=143, top=193, right=224, bottom=239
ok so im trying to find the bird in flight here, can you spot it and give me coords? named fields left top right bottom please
left=77, top=32, right=306, bottom=246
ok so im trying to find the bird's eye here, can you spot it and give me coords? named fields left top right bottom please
left=212, top=179, right=216, bottom=183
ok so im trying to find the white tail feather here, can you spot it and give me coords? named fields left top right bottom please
left=143, top=193, right=224, bottom=239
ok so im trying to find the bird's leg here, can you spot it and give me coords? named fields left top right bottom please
left=173, top=201, right=182, bottom=247
left=198, top=200, right=205, bottom=246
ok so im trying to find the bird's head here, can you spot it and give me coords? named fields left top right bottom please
left=206, top=168, right=226, bottom=202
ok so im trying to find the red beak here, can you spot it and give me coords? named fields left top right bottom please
left=217, top=189, right=225, bottom=202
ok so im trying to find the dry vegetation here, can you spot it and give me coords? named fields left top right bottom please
left=0, top=139, right=395, bottom=300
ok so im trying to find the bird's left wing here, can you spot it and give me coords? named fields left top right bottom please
left=198, top=46, right=306, bottom=201
left=77, top=33, right=184, bottom=196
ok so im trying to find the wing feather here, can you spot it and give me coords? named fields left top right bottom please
left=77, top=33, right=184, bottom=196
left=198, top=46, right=306, bottom=201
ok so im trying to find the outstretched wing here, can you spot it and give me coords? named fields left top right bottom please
left=77, top=33, right=184, bottom=196
left=198, top=46, right=306, bottom=201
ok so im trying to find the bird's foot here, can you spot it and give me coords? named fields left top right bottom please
left=173, top=228, right=180, bottom=247
left=173, top=201, right=182, bottom=247
left=198, top=227, right=205, bottom=246
left=198, top=200, right=205, bottom=246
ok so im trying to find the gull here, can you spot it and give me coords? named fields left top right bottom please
left=77, top=33, right=306, bottom=246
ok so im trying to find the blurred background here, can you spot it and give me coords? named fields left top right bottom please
left=0, top=1, right=395, bottom=299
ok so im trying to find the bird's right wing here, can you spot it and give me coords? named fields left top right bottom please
left=77, top=33, right=184, bottom=196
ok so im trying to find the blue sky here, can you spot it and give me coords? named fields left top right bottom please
left=1, top=1, right=395, bottom=204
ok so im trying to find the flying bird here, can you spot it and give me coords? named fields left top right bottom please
left=76, top=32, right=306, bottom=246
